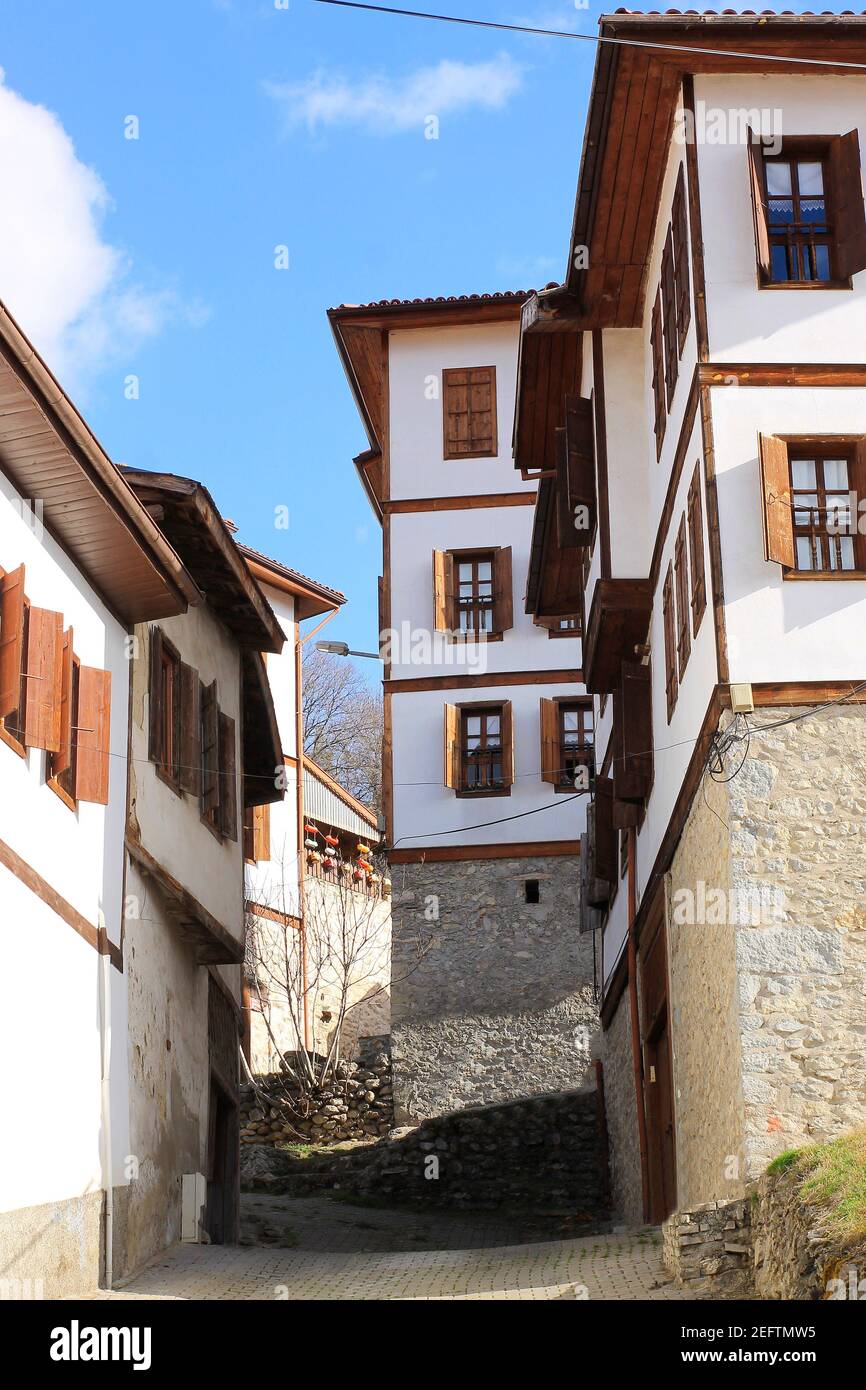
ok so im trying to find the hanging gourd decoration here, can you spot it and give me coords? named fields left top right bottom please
left=356, top=841, right=371, bottom=857
left=305, top=836, right=319, bottom=850
left=357, top=858, right=373, bottom=873
left=324, top=833, right=339, bottom=848
left=322, top=854, right=336, bottom=870
left=304, top=823, right=319, bottom=837
left=353, top=865, right=365, bottom=880
left=307, top=848, right=323, bottom=865
left=383, top=877, right=392, bottom=897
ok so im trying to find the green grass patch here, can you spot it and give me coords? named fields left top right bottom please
left=767, top=1128, right=866, bottom=1246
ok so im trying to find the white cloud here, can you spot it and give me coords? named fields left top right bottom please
left=264, top=53, right=524, bottom=136
left=0, top=68, right=205, bottom=391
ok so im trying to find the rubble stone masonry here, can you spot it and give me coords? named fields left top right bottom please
left=390, top=856, right=598, bottom=1121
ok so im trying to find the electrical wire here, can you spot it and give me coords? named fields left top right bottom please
left=391, top=787, right=588, bottom=846
left=312, top=0, right=866, bottom=72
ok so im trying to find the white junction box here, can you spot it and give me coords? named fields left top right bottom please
left=181, top=1172, right=207, bottom=1242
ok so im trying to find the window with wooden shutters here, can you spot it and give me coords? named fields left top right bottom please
left=614, top=661, right=653, bottom=805
left=445, top=547, right=513, bottom=637
left=218, top=711, right=238, bottom=841
left=454, top=551, right=494, bottom=634
left=787, top=440, right=866, bottom=573
left=149, top=627, right=181, bottom=788
left=442, top=366, right=497, bottom=459
left=76, top=667, right=111, bottom=805
left=674, top=515, right=691, bottom=678
left=687, top=462, right=706, bottom=633
left=662, top=565, right=678, bottom=722
left=200, top=678, right=220, bottom=822
left=23, top=608, right=63, bottom=752
left=456, top=701, right=513, bottom=794
left=651, top=291, right=666, bottom=458
left=541, top=696, right=594, bottom=790
left=748, top=130, right=866, bottom=285
left=557, top=395, right=596, bottom=548
left=0, top=564, right=27, bottom=749
left=672, top=165, right=691, bottom=353
left=661, top=228, right=678, bottom=405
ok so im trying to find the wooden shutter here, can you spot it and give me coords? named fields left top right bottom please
left=443, top=367, right=497, bottom=458
left=178, top=661, right=201, bottom=796
left=661, top=227, right=678, bottom=405
left=377, top=575, right=385, bottom=646
left=23, top=607, right=63, bottom=751
left=444, top=703, right=460, bottom=789
left=539, top=696, right=559, bottom=785
left=432, top=550, right=455, bottom=632
left=759, top=433, right=794, bottom=568
left=672, top=165, right=691, bottom=352
left=0, top=564, right=25, bottom=718
left=500, top=700, right=514, bottom=787
left=674, top=515, right=691, bottom=678
left=76, top=667, right=111, bottom=805
left=492, top=547, right=513, bottom=633
left=594, top=776, right=617, bottom=887
left=747, top=131, right=771, bottom=279
left=687, top=463, right=707, bottom=633
left=651, top=292, right=666, bottom=457
left=557, top=396, right=596, bottom=548
left=253, top=802, right=271, bottom=861
left=148, top=626, right=164, bottom=764
left=617, top=660, right=652, bottom=803
left=663, top=565, right=678, bottom=722
left=218, top=711, right=238, bottom=841
left=200, top=679, right=220, bottom=813
left=829, top=130, right=866, bottom=280
left=54, top=627, right=74, bottom=778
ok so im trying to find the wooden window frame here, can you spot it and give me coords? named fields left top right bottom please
left=662, top=564, right=678, bottom=723
left=661, top=227, right=678, bottom=406
left=674, top=514, right=691, bottom=679
left=686, top=462, right=707, bottom=634
left=651, top=291, right=666, bottom=458
left=749, top=131, right=866, bottom=290
left=454, top=699, right=513, bottom=798
left=435, top=546, right=512, bottom=639
left=554, top=698, right=594, bottom=795
left=788, top=439, right=866, bottom=576
left=672, top=164, right=691, bottom=354
left=538, top=615, right=582, bottom=640
left=442, top=365, right=498, bottom=460
left=760, top=434, right=866, bottom=577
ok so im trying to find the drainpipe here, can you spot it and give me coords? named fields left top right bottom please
left=295, top=606, right=339, bottom=1051
left=627, top=826, right=650, bottom=1222
left=98, top=947, right=114, bottom=1288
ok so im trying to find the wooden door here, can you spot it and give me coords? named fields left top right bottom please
left=645, top=1010, right=677, bottom=1223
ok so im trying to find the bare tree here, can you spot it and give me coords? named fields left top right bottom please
left=301, top=648, right=383, bottom=812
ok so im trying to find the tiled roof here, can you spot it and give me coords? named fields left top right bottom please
left=329, top=291, right=532, bottom=313
left=610, top=8, right=866, bottom=15
left=236, top=542, right=346, bottom=604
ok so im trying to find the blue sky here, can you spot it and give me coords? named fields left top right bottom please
left=0, top=1, right=830, bottom=670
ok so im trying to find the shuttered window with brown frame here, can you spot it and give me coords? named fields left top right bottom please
left=672, top=164, right=691, bottom=353
left=663, top=564, right=678, bottom=722
left=687, top=462, right=706, bottom=633
left=651, top=291, right=666, bottom=458
left=445, top=700, right=514, bottom=795
left=674, top=514, right=691, bottom=679
left=540, top=696, right=594, bottom=790
left=784, top=439, right=866, bottom=574
left=661, top=228, right=678, bottom=406
left=218, top=711, right=238, bottom=842
left=435, top=547, right=513, bottom=636
left=200, top=678, right=220, bottom=822
left=748, top=129, right=866, bottom=285
left=442, top=366, right=497, bottom=459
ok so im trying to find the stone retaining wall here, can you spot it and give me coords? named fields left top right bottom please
left=662, top=1197, right=753, bottom=1296
left=241, top=1039, right=393, bottom=1146
left=391, top=856, right=598, bottom=1121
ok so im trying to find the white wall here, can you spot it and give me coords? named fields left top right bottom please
left=696, top=73, right=866, bottom=362
left=711, top=384, right=866, bottom=682
left=0, top=469, right=131, bottom=1214
left=392, top=682, right=588, bottom=848
left=388, top=322, right=535, bottom=501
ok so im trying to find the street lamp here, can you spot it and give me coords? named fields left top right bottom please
left=315, top=640, right=381, bottom=661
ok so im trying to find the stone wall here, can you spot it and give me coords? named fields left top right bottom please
left=662, top=1197, right=753, bottom=1295
left=667, top=772, right=746, bottom=1209
left=240, top=1039, right=393, bottom=1145
left=726, top=707, right=866, bottom=1178
left=244, top=1087, right=610, bottom=1218
left=752, top=1164, right=866, bottom=1301
left=600, top=987, right=644, bottom=1224
left=390, top=856, right=598, bottom=1121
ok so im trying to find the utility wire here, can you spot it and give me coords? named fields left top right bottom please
left=312, top=0, right=866, bottom=72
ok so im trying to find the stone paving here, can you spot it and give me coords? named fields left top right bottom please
left=94, top=1197, right=696, bottom=1301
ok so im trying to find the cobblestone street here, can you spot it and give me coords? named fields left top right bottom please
left=94, top=1197, right=693, bottom=1301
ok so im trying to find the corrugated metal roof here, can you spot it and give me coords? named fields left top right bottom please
left=303, top=761, right=379, bottom=840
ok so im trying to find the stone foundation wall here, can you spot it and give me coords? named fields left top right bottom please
left=662, top=1197, right=753, bottom=1295
left=600, top=988, right=644, bottom=1224
left=752, top=1166, right=866, bottom=1301
left=667, top=772, right=745, bottom=1209
left=390, top=856, right=598, bottom=1121
left=240, top=1040, right=393, bottom=1145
